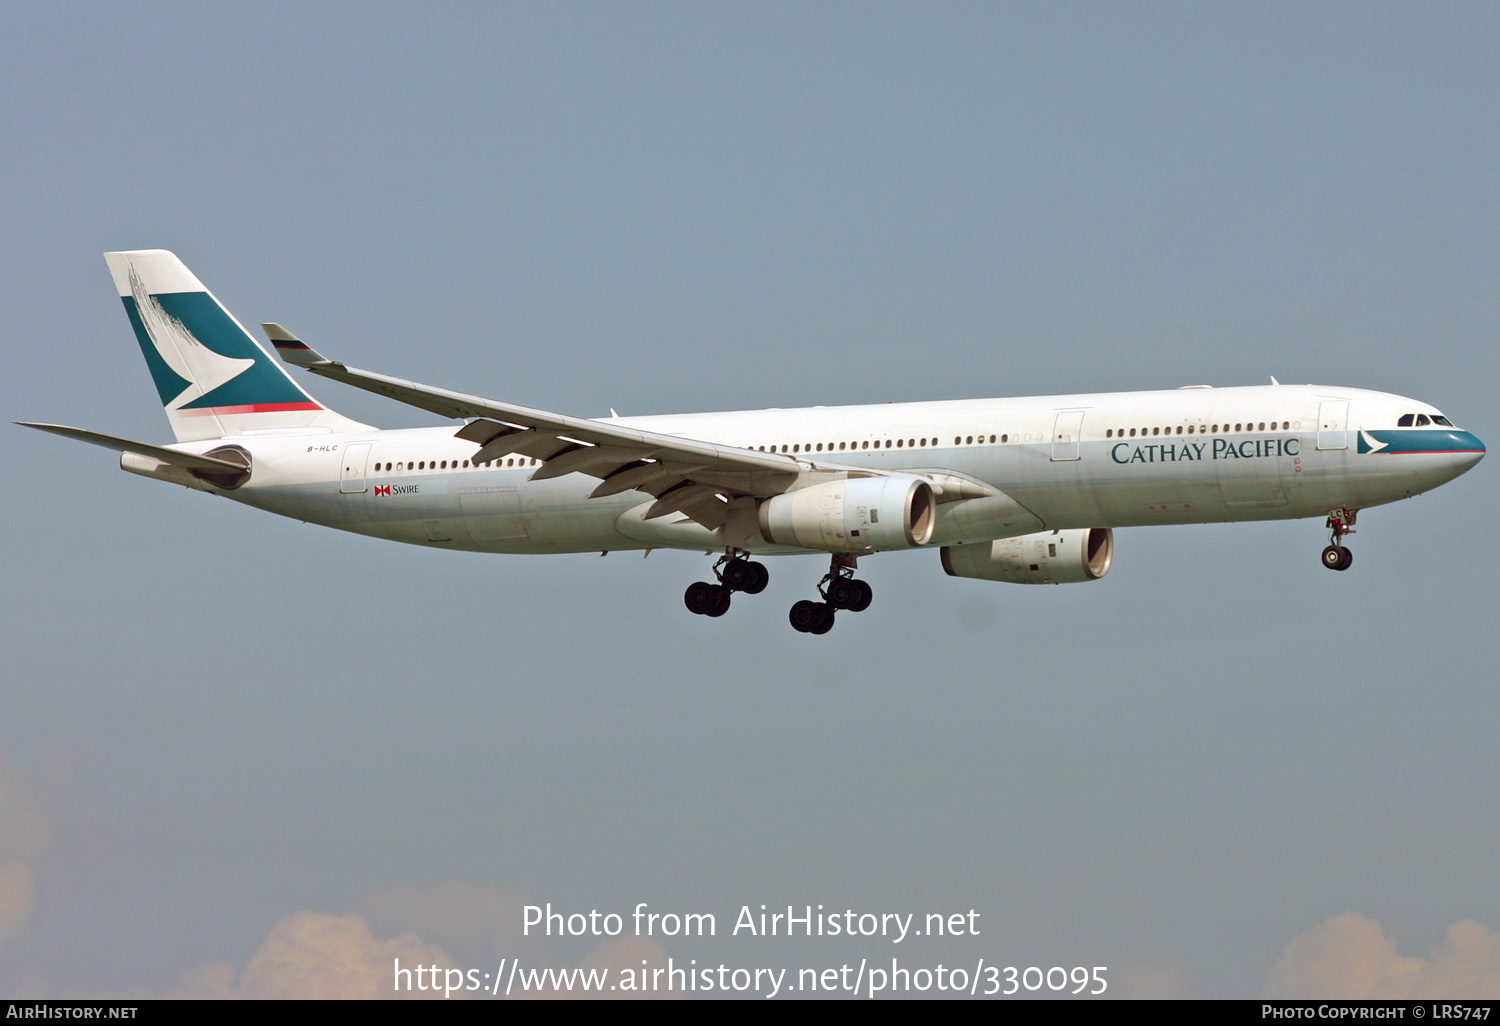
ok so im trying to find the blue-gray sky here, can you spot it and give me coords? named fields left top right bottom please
left=3, top=2, right=1497, bottom=999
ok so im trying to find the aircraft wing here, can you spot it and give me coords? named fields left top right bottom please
left=269, top=327, right=999, bottom=529
left=268, top=325, right=848, bottom=530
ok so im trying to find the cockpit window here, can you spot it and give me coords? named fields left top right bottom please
left=1433, top=415, right=1454, bottom=426
left=1416, top=414, right=1431, bottom=426
left=1397, top=414, right=1415, bottom=427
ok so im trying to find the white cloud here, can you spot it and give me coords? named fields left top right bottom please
left=169, top=911, right=462, bottom=1000
left=160, top=901, right=676, bottom=1000
left=1113, top=959, right=1192, bottom=999
left=359, top=880, right=526, bottom=958
left=1264, top=913, right=1500, bottom=999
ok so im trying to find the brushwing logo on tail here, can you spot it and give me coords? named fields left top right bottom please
left=128, top=268, right=255, bottom=411
left=120, top=265, right=320, bottom=415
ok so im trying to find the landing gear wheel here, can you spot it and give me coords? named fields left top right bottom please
left=824, top=576, right=871, bottom=612
left=705, top=585, right=732, bottom=616
left=1322, top=508, right=1358, bottom=572
left=1321, top=545, right=1353, bottom=572
left=789, top=599, right=825, bottom=633
left=742, top=561, right=770, bottom=595
left=719, top=557, right=769, bottom=594
left=826, top=578, right=858, bottom=609
left=809, top=604, right=836, bottom=634
left=685, top=581, right=731, bottom=615
left=721, top=559, right=752, bottom=590
left=848, top=579, right=873, bottom=612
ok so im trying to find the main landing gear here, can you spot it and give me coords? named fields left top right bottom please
left=1321, top=507, right=1358, bottom=572
left=789, top=554, right=873, bottom=635
left=684, top=552, right=769, bottom=618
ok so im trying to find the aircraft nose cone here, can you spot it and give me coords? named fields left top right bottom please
left=1449, top=430, right=1485, bottom=476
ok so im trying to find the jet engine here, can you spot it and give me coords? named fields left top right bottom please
left=940, top=528, right=1113, bottom=584
left=759, top=477, right=936, bottom=553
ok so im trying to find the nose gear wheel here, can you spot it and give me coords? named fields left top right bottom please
left=1320, top=508, right=1358, bottom=572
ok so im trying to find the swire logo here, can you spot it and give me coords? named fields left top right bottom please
left=375, top=485, right=391, bottom=496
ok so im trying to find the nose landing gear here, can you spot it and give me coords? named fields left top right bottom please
left=1321, top=508, right=1357, bottom=572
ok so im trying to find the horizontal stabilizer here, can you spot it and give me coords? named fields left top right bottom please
left=16, top=422, right=248, bottom=474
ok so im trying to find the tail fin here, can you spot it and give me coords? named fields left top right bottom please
left=105, top=250, right=368, bottom=442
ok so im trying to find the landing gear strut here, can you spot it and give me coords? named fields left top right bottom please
left=683, top=551, right=769, bottom=618
left=1321, top=508, right=1357, bottom=572
left=789, top=554, right=874, bottom=634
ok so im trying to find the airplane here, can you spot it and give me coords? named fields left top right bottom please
left=19, top=250, right=1486, bottom=634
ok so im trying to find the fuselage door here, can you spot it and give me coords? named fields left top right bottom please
left=1317, top=400, right=1350, bottom=450
left=340, top=442, right=373, bottom=493
left=1051, top=410, right=1085, bottom=461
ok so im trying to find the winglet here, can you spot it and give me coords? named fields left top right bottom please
left=263, top=323, right=333, bottom=366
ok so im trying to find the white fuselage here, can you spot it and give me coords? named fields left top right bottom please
left=164, top=383, right=1481, bottom=557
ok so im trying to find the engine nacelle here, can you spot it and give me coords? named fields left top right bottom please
left=759, top=476, right=936, bottom=553
left=940, top=528, right=1113, bottom=584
